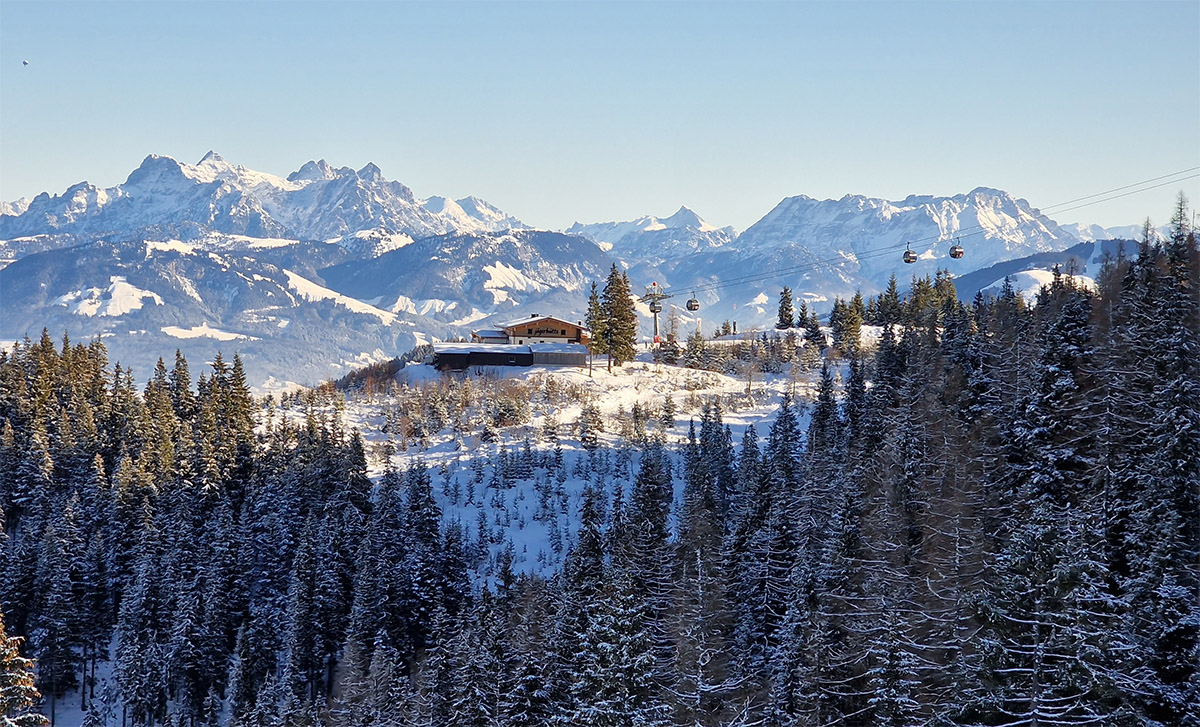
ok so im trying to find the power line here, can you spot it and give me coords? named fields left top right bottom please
left=679, top=169, right=1200, bottom=297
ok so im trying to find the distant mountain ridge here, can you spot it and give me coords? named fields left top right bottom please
left=0, top=152, right=1158, bottom=387
left=737, top=187, right=1071, bottom=274
left=567, top=205, right=736, bottom=261
left=588, top=187, right=1091, bottom=324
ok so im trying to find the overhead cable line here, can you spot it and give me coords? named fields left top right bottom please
left=1037, top=166, right=1200, bottom=212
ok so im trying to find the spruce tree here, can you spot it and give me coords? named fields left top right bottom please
left=0, top=611, right=48, bottom=727
left=776, top=287, right=795, bottom=330
left=601, top=265, right=639, bottom=370
left=803, top=308, right=824, bottom=351
left=585, top=281, right=608, bottom=370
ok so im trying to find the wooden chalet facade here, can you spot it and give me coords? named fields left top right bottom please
left=472, top=314, right=591, bottom=346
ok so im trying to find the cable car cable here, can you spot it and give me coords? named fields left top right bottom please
left=1035, top=166, right=1200, bottom=213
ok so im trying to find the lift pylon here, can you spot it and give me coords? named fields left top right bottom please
left=639, top=282, right=675, bottom=346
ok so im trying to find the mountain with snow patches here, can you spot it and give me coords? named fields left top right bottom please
left=318, top=229, right=611, bottom=326
left=0, top=231, right=614, bottom=388
left=0, top=152, right=1148, bottom=386
left=736, top=188, right=1074, bottom=277
left=0, top=154, right=588, bottom=387
left=0, top=239, right=423, bottom=389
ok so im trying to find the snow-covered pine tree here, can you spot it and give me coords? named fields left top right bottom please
left=0, top=610, right=48, bottom=727
left=31, top=503, right=84, bottom=716
left=492, top=575, right=556, bottom=725
left=601, top=265, right=639, bottom=370
left=803, top=308, right=824, bottom=352
left=672, top=434, right=737, bottom=725
left=116, top=546, right=167, bottom=727
left=776, top=287, right=795, bottom=330
left=576, top=403, right=602, bottom=451
left=585, top=281, right=608, bottom=370
left=958, top=274, right=1125, bottom=726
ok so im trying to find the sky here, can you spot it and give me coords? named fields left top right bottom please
left=1, top=0, right=1197, bottom=231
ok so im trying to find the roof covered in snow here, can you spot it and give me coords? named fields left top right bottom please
left=529, top=343, right=589, bottom=354
left=434, top=343, right=531, bottom=354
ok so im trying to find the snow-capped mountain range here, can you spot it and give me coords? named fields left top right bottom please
left=0, top=151, right=524, bottom=244
left=739, top=188, right=1071, bottom=274
left=0, top=152, right=1152, bottom=387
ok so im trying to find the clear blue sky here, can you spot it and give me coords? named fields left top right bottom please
left=1, top=1, right=1197, bottom=231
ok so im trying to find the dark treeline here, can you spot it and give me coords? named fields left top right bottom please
left=1, top=205, right=1197, bottom=727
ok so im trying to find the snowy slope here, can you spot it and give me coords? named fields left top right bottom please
left=318, top=229, right=614, bottom=329
left=296, top=351, right=824, bottom=579
left=979, top=268, right=1098, bottom=299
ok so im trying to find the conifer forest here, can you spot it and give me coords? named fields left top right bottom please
left=1, top=220, right=1197, bottom=727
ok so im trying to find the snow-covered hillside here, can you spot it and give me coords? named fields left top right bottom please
left=289, top=351, right=823, bottom=579
left=0, top=240, right=419, bottom=389
left=318, top=229, right=611, bottom=325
